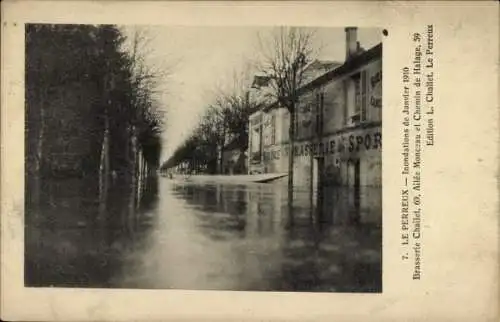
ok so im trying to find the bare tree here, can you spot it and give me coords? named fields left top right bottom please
left=257, top=27, right=317, bottom=206
left=204, top=63, right=260, bottom=173
left=162, top=61, right=260, bottom=175
left=115, top=26, right=173, bottom=211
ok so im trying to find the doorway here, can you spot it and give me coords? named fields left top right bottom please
left=353, top=159, right=361, bottom=224
left=312, top=157, right=324, bottom=193
left=354, top=159, right=360, bottom=206
left=312, top=157, right=325, bottom=219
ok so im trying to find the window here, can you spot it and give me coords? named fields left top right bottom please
left=315, top=94, right=320, bottom=134
left=350, top=72, right=368, bottom=124
left=354, top=73, right=361, bottom=115
left=343, top=79, right=349, bottom=125
left=251, top=127, right=261, bottom=153
left=315, top=92, right=325, bottom=136
left=361, top=70, right=368, bottom=121
left=271, top=114, right=276, bottom=145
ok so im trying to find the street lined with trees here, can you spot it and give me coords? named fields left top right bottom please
left=23, top=24, right=383, bottom=293
left=26, top=24, right=165, bottom=221
left=162, top=27, right=317, bottom=209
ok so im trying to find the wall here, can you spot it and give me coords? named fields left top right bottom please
left=259, top=124, right=381, bottom=185
left=299, top=58, right=383, bottom=137
left=248, top=112, right=263, bottom=173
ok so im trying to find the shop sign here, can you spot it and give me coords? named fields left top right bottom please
left=262, top=129, right=382, bottom=161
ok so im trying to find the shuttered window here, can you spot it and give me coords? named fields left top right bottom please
left=343, top=80, right=349, bottom=125
left=315, top=93, right=320, bottom=135
left=315, top=92, right=324, bottom=136
left=354, top=74, right=361, bottom=115
left=361, top=70, right=368, bottom=121
left=320, top=93, right=324, bottom=133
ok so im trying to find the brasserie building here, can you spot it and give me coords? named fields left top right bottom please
left=248, top=27, right=382, bottom=199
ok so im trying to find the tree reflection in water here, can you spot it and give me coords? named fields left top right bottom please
left=25, top=175, right=159, bottom=288
left=25, top=177, right=381, bottom=292
left=114, top=179, right=381, bottom=292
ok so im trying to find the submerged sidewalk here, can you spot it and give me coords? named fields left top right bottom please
left=170, top=173, right=288, bottom=184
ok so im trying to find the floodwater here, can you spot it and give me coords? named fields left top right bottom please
left=25, top=176, right=382, bottom=292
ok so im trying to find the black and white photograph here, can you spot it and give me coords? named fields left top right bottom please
left=25, top=24, right=383, bottom=293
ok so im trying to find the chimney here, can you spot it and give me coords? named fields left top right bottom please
left=345, top=27, right=358, bottom=60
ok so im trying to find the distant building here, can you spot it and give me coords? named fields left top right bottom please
left=248, top=27, right=382, bottom=195
left=221, top=134, right=248, bottom=175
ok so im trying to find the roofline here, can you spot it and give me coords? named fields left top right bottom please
left=299, top=42, right=382, bottom=93
left=257, top=42, right=382, bottom=113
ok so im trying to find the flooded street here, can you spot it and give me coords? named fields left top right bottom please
left=26, top=177, right=381, bottom=293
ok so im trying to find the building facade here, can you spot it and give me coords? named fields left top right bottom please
left=248, top=28, right=382, bottom=202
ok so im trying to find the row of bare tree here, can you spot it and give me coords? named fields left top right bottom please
left=162, top=82, right=260, bottom=174
left=162, top=27, right=317, bottom=202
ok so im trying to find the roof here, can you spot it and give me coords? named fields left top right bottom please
left=261, top=42, right=382, bottom=112
left=251, top=75, right=272, bottom=89
left=301, top=60, right=343, bottom=83
left=300, top=43, right=382, bottom=93
left=304, top=59, right=342, bottom=72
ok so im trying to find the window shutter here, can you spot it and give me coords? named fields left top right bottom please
left=361, top=70, right=368, bottom=121
left=343, top=79, right=348, bottom=125
left=315, top=93, right=320, bottom=135
left=320, top=93, right=324, bottom=134
left=354, top=77, right=361, bottom=114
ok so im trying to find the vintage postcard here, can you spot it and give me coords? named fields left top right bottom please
left=1, top=1, right=498, bottom=321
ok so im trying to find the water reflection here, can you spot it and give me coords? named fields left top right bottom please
left=113, top=180, right=382, bottom=292
left=24, top=175, right=159, bottom=288
left=25, top=177, right=381, bottom=292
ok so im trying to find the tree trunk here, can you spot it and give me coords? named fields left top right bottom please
left=288, top=107, right=295, bottom=194
left=287, top=105, right=295, bottom=225
left=129, top=125, right=138, bottom=212
left=136, top=149, right=143, bottom=209
left=98, top=115, right=110, bottom=215
left=31, top=89, right=46, bottom=213
left=35, top=105, right=45, bottom=175
left=139, top=151, right=147, bottom=207
left=220, top=128, right=226, bottom=174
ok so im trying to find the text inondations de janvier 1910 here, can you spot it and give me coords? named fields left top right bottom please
left=400, top=25, right=435, bottom=281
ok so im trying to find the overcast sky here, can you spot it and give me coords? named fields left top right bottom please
left=122, top=26, right=381, bottom=162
